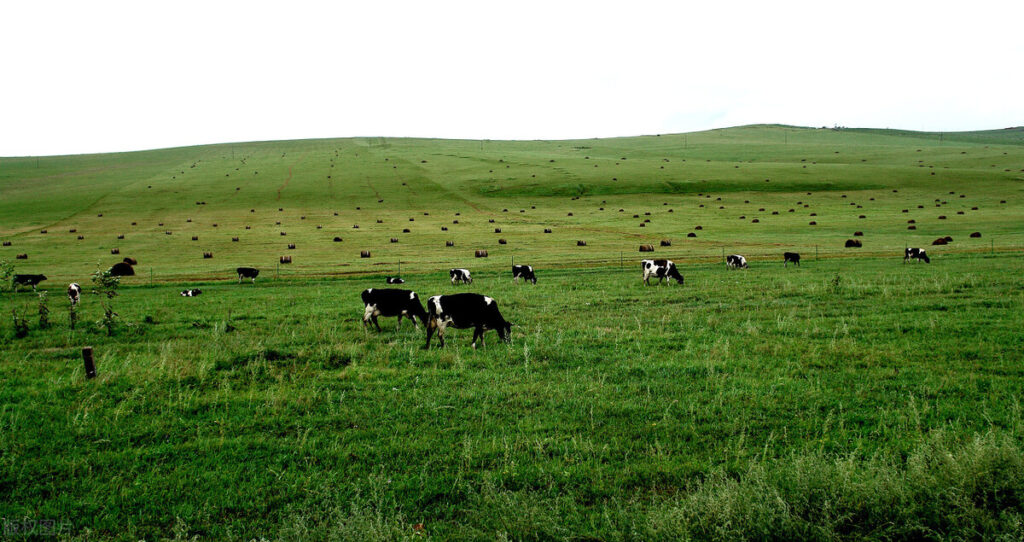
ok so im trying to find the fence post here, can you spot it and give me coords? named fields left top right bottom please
left=815, top=245, right=818, bottom=262
left=82, top=347, right=97, bottom=379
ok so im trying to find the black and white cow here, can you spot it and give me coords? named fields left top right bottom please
left=726, top=254, right=748, bottom=269
left=641, top=259, right=684, bottom=286
left=783, top=252, right=801, bottom=267
left=425, top=293, right=512, bottom=348
left=68, top=283, right=81, bottom=305
left=180, top=289, right=202, bottom=297
left=12, top=274, right=47, bottom=291
left=237, top=267, right=259, bottom=283
left=450, top=268, right=472, bottom=285
left=512, top=264, right=536, bottom=284
left=904, top=247, right=930, bottom=263
left=361, top=288, right=427, bottom=331
left=385, top=277, right=405, bottom=284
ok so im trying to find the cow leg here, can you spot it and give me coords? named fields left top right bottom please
left=471, top=327, right=482, bottom=349
left=425, top=319, right=435, bottom=348
left=238, top=275, right=242, bottom=283
left=396, top=314, right=403, bottom=331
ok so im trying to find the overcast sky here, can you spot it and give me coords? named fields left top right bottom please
left=3, top=0, right=1022, bottom=156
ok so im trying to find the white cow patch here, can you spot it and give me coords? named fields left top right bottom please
left=484, top=296, right=493, bottom=306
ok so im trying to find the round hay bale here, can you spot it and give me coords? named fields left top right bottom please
left=854, top=231, right=863, bottom=237
left=475, top=249, right=488, bottom=258
left=203, top=252, right=213, bottom=259
left=844, top=239, right=862, bottom=248
left=390, top=238, right=399, bottom=243
left=446, top=241, right=454, bottom=247
left=639, top=244, right=655, bottom=252
left=660, top=240, right=671, bottom=247
left=932, top=238, right=947, bottom=246
left=192, top=236, right=199, bottom=241
left=498, top=239, right=507, bottom=245
left=360, top=250, right=371, bottom=258
left=544, top=228, right=552, bottom=233
left=576, top=240, right=587, bottom=247
left=287, top=244, right=296, bottom=249
left=333, top=237, right=343, bottom=242
left=687, top=232, right=697, bottom=238
left=970, top=232, right=981, bottom=238
left=16, top=253, right=27, bottom=259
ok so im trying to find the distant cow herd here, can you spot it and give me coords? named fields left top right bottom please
left=8, top=248, right=938, bottom=348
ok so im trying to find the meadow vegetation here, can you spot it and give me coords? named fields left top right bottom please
left=1, top=125, right=1023, bottom=539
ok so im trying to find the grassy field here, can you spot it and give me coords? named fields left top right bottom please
left=2, top=125, right=1024, bottom=540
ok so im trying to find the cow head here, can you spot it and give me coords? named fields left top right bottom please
left=497, top=321, right=514, bottom=344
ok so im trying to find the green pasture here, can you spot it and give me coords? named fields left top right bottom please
left=1, top=125, right=1022, bottom=284
left=2, top=125, right=1024, bottom=539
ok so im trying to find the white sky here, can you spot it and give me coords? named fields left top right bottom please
left=3, top=0, right=1022, bottom=156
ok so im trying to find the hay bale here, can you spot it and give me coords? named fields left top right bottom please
left=280, top=256, right=292, bottom=264
left=77, top=235, right=84, bottom=240
left=1, top=241, right=10, bottom=247
left=446, top=241, right=454, bottom=247
left=932, top=237, right=948, bottom=246
left=288, top=244, right=296, bottom=249
left=390, top=238, right=399, bottom=243
left=192, top=236, right=199, bottom=241
left=544, top=228, right=552, bottom=233
left=844, top=239, right=862, bottom=248
left=639, top=244, right=655, bottom=252
left=494, top=228, right=501, bottom=233
left=687, top=232, right=696, bottom=238
left=360, top=250, right=371, bottom=258
left=809, top=221, right=817, bottom=226
left=908, top=225, right=917, bottom=230
left=576, top=241, right=587, bottom=247
left=16, top=253, right=27, bottom=259
left=110, top=248, right=120, bottom=255
left=854, top=231, right=863, bottom=236
left=938, top=215, right=947, bottom=220
left=402, top=228, right=411, bottom=233
left=245, top=226, right=251, bottom=230
left=970, top=232, right=981, bottom=238
left=232, top=237, right=239, bottom=242
left=475, top=250, right=488, bottom=258
left=203, top=252, right=213, bottom=259
left=333, top=237, right=343, bottom=242
left=441, top=226, right=448, bottom=231
left=751, top=219, right=760, bottom=223
left=498, top=239, right=507, bottom=245
left=695, top=226, right=703, bottom=230
left=660, top=240, right=671, bottom=247
left=859, top=215, right=866, bottom=219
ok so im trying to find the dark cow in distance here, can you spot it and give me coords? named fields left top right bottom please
left=726, top=254, right=748, bottom=269
left=109, top=262, right=135, bottom=276
left=425, top=293, right=512, bottom=348
left=450, top=268, right=472, bottom=285
left=237, top=267, right=259, bottom=283
left=13, top=274, right=47, bottom=291
left=641, top=259, right=684, bottom=285
left=68, top=283, right=81, bottom=305
left=512, top=264, right=537, bottom=284
left=361, top=288, right=427, bottom=331
left=180, top=289, right=202, bottom=297
left=385, top=277, right=405, bottom=284
left=905, top=247, right=930, bottom=263
left=783, top=252, right=801, bottom=267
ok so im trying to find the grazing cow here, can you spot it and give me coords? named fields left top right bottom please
left=425, top=293, right=512, bottom=348
left=726, top=254, right=748, bottom=269
left=783, top=252, right=801, bottom=267
left=68, top=283, right=81, bottom=305
left=361, top=288, right=427, bottom=331
left=904, top=247, right=930, bottom=263
left=386, top=277, right=405, bottom=284
left=12, top=274, right=47, bottom=291
left=180, top=289, right=202, bottom=297
left=109, top=262, right=135, bottom=276
left=236, top=267, right=259, bottom=283
left=641, top=259, right=684, bottom=285
left=450, top=268, right=472, bottom=285
left=512, top=264, right=537, bottom=284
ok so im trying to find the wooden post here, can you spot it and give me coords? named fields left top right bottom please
left=82, top=347, right=97, bottom=379
left=815, top=245, right=819, bottom=261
